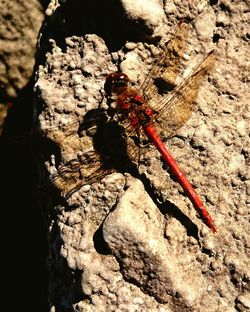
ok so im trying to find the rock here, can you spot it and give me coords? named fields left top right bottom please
left=103, top=177, right=207, bottom=308
left=0, top=0, right=43, bottom=99
left=33, top=0, right=250, bottom=310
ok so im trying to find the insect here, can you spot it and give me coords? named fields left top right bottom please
left=49, top=21, right=216, bottom=233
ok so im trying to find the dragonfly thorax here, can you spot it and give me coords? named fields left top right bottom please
left=117, top=92, right=156, bottom=127
left=104, top=73, right=157, bottom=128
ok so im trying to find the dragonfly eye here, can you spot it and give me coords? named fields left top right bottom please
left=104, top=73, right=115, bottom=96
left=114, top=73, right=129, bottom=90
left=104, top=72, right=130, bottom=96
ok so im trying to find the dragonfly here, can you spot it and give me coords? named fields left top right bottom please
left=48, top=21, right=217, bottom=233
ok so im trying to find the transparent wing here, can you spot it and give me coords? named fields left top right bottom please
left=118, top=114, right=152, bottom=163
left=48, top=151, right=115, bottom=198
left=46, top=117, right=144, bottom=198
left=152, top=50, right=216, bottom=138
left=139, top=22, right=190, bottom=101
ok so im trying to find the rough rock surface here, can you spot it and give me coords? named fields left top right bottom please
left=0, top=0, right=43, bottom=133
left=0, top=0, right=43, bottom=100
left=34, top=0, right=249, bottom=311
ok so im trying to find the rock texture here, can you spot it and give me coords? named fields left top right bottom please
left=0, top=0, right=43, bottom=133
left=0, top=0, right=43, bottom=99
left=34, top=0, right=249, bottom=311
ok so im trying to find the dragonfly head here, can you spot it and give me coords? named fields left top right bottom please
left=104, top=72, right=130, bottom=97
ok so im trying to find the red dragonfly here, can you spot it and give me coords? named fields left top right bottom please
left=49, top=22, right=216, bottom=233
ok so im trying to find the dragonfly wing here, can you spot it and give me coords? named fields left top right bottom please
left=153, top=50, right=216, bottom=138
left=140, top=22, right=190, bottom=101
left=49, top=151, right=115, bottom=198
left=121, top=117, right=152, bottom=165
